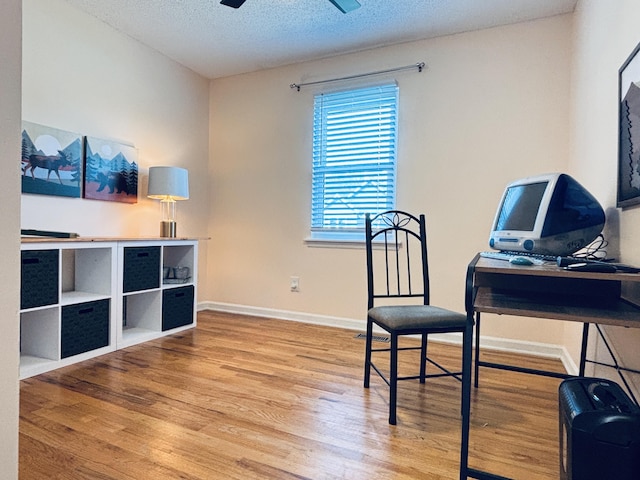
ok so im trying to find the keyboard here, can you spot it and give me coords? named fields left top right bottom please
left=498, top=250, right=559, bottom=261
left=479, top=251, right=546, bottom=265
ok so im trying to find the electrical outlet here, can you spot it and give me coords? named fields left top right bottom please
left=290, top=276, right=300, bottom=292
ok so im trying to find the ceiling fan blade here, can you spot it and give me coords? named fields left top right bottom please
left=328, top=0, right=361, bottom=13
left=220, top=0, right=247, bottom=8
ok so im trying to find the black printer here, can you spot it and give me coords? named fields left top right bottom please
left=559, top=377, right=640, bottom=480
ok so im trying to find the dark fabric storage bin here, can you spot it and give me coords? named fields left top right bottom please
left=21, top=249, right=59, bottom=310
left=123, top=246, right=160, bottom=293
left=162, top=285, right=194, bottom=331
left=61, top=299, right=110, bottom=358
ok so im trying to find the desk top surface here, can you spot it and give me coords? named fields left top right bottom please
left=473, top=255, right=640, bottom=283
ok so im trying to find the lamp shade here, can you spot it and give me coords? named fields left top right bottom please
left=147, top=166, right=189, bottom=200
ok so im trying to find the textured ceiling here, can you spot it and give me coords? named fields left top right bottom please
left=62, top=0, right=577, bottom=80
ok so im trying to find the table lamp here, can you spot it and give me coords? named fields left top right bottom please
left=147, top=166, right=189, bottom=237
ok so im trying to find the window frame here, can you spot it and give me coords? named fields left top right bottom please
left=307, top=82, right=399, bottom=246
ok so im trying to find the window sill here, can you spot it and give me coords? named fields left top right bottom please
left=304, top=237, right=366, bottom=249
left=304, top=231, right=398, bottom=249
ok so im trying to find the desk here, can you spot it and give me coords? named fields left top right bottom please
left=459, top=254, right=640, bottom=480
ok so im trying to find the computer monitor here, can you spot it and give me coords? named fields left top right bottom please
left=489, top=173, right=605, bottom=256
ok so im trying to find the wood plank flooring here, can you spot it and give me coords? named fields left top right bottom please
left=20, top=311, right=565, bottom=479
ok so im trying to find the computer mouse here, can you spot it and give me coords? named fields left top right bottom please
left=509, top=256, right=534, bottom=266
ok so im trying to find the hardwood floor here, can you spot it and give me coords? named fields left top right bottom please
left=20, top=311, right=565, bottom=479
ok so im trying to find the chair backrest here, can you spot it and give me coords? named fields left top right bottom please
left=365, top=210, right=430, bottom=310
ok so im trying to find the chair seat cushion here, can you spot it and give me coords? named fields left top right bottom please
left=368, top=305, right=467, bottom=332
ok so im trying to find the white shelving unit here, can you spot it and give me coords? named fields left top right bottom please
left=117, top=239, right=197, bottom=349
left=20, top=238, right=198, bottom=379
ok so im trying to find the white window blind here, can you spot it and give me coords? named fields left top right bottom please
left=311, top=83, right=398, bottom=237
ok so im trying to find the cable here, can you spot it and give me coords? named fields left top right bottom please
left=573, top=234, right=609, bottom=261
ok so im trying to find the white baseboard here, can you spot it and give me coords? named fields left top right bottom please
left=198, top=301, right=364, bottom=330
left=197, top=301, right=577, bottom=374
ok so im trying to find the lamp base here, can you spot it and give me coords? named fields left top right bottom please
left=160, top=221, right=177, bottom=238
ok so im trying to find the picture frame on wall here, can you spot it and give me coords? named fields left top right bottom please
left=21, top=122, right=83, bottom=198
left=83, top=136, right=139, bottom=204
left=618, top=41, right=640, bottom=208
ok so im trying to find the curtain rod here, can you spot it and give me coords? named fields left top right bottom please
left=290, top=62, right=425, bottom=91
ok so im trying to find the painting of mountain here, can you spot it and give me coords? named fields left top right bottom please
left=21, top=122, right=82, bottom=198
left=84, top=136, right=138, bottom=204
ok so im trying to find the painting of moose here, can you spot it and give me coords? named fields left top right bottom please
left=21, top=121, right=82, bottom=198
left=22, top=150, right=71, bottom=184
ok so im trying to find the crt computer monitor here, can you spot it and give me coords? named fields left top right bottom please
left=489, top=173, right=605, bottom=256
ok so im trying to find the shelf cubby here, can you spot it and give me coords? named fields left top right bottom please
left=162, top=244, right=195, bottom=286
left=121, top=290, right=163, bottom=347
left=20, top=307, right=60, bottom=377
left=61, top=246, right=114, bottom=304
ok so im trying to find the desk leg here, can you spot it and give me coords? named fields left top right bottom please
left=474, top=313, right=481, bottom=388
left=459, top=317, right=474, bottom=480
left=579, top=323, right=589, bottom=376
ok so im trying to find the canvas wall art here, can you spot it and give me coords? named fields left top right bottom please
left=618, top=41, right=640, bottom=208
left=21, top=122, right=83, bottom=198
left=84, top=136, right=138, bottom=203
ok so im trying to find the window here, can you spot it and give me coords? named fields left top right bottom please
left=310, top=83, right=398, bottom=242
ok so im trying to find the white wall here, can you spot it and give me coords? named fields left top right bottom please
left=570, top=0, right=640, bottom=395
left=208, top=15, right=574, bottom=345
left=0, top=0, right=22, bottom=476
left=22, top=0, right=211, bottom=293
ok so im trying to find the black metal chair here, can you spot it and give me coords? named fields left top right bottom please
left=363, top=210, right=472, bottom=425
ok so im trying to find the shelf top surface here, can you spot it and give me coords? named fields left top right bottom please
left=22, top=236, right=199, bottom=244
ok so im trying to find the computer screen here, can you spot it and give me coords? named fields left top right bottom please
left=489, top=173, right=605, bottom=256
left=495, top=182, right=548, bottom=231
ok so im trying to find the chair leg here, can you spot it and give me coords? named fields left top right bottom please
left=364, top=318, right=373, bottom=388
left=419, top=332, right=428, bottom=383
left=389, top=333, right=398, bottom=425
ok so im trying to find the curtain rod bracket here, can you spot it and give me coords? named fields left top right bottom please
left=290, top=61, right=425, bottom=91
